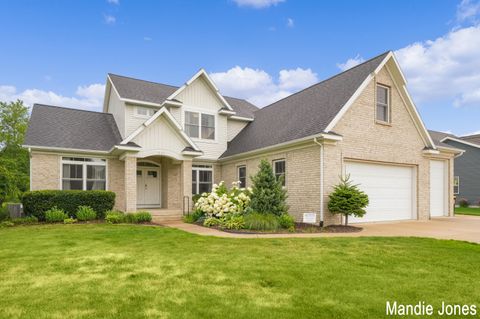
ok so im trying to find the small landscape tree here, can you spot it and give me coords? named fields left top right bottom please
left=328, top=175, right=369, bottom=226
left=249, top=159, right=287, bottom=216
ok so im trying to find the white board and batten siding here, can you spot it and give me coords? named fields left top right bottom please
left=430, top=160, right=448, bottom=217
left=175, top=77, right=229, bottom=160
left=345, top=161, right=416, bottom=223
left=132, top=115, right=188, bottom=155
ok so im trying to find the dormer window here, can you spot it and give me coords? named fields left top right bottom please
left=376, top=84, right=390, bottom=123
left=135, top=107, right=156, bottom=118
left=184, top=111, right=215, bottom=140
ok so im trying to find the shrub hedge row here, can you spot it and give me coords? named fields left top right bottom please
left=22, top=190, right=115, bottom=220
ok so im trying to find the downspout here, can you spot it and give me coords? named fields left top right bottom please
left=314, top=138, right=324, bottom=227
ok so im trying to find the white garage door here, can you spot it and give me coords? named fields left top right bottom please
left=345, top=161, right=415, bottom=223
left=430, top=160, right=447, bottom=217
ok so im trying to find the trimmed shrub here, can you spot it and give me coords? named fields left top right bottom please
left=221, top=215, right=245, bottom=230
left=203, top=217, right=222, bottom=227
left=45, top=207, right=68, bottom=223
left=244, top=212, right=280, bottom=231
left=125, top=211, right=152, bottom=223
left=63, top=218, right=77, bottom=224
left=76, top=206, right=97, bottom=221
left=458, top=198, right=469, bottom=208
left=278, top=213, right=295, bottom=230
left=135, top=211, right=152, bottom=223
left=22, top=190, right=115, bottom=220
left=124, top=213, right=137, bottom=223
left=11, top=216, right=38, bottom=225
left=105, top=210, right=125, bottom=224
left=249, top=160, right=287, bottom=216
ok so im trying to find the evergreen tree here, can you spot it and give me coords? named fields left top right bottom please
left=328, top=175, right=369, bottom=226
left=250, top=159, right=287, bottom=216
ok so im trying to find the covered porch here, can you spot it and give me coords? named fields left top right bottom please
left=122, top=154, right=193, bottom=219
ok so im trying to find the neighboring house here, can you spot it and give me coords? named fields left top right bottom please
left=24, top=51, right=462, bottom=225
left=429, top=130, right=479, bottom=206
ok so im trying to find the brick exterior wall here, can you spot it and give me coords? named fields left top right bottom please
left=221, top=144, right=321, bottom=222
left=30, top=152, right=60, bottom=190
left=166, top=159, right=182, bottom=209
left=108, top=158, right=125, bottom=211
left=124, top=156, right=137, bottom=212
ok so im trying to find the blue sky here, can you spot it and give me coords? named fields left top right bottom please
left=1, top=0, right=479, bottom=135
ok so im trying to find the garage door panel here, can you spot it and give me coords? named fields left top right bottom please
left=345, top=162, right=415, bottom=223
left=430, top=160, right=446, bottom=217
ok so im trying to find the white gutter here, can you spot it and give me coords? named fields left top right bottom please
left=313, top=137, right=324, bottom=227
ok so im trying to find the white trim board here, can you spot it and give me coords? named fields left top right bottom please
left=441, top=136, right=480, bottom=150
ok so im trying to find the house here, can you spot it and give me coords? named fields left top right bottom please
left=429, top=130, right=479, bottom=206
left=23, top=51, right=463, bottom=225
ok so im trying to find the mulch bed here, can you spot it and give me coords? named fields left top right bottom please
left=196, top=222, right=363, bottom=234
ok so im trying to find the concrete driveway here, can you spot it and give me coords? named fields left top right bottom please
left=161, top=215, right=480, bottom=243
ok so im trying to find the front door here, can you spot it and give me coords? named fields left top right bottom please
left=137, top=168, right=161, bottom=206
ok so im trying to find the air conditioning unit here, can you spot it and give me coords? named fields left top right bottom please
left=302, top=212, right=316, bottom=224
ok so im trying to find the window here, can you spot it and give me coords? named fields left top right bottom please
left=273, top=159, right=286, bottom=186
left=454, top=176, right=460, bottom=195
left=62, top=157, right=106, bottom=190
left=192, top=164, right=213, bottom=194
left=185, top=111, right=200, bottom=138
left=238, top=166, right=246, bottom=188
left=184, top=111, right=215, bottom=140
left=135, top=107, right=156, bottom=118
left=376, top=84, right=390, bottom=123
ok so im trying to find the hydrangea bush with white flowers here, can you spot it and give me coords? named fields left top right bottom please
left=194, top=181, right=252, bottom=218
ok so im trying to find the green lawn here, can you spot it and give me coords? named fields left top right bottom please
left=455, top=206, right=480, bottom=216
left=0, top=225, right=479, bottom=319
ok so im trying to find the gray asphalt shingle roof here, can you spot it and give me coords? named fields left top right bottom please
left=24, top=104, right=123, bottom=151
left=461, top=134, right=480, bottom=145
left=220, top=51, right=390, bottom=158
left=108, top=73, right=258, bottom=119
left=428, top=130, right=458, bottom=149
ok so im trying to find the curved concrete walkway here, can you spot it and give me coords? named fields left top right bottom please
left=160, top=215, right=480, bottom=243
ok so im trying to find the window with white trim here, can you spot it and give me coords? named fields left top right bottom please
left=192, top=164, right=213, bottom=195
left=135, top=107, right=156, bottom=118
left=238, top=165, right=246, bottom=188
left=376, top=84, right=390, bottom=123
left=184, top=111, right=215, bottom=140
left=273, top=159, right=286, bottom=187
left=62, top=157, right=106, bottom=190
left=454, top=176, right=460, bottom=195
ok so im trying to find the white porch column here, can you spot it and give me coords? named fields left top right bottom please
left=124, top=155, right=137, bottom=212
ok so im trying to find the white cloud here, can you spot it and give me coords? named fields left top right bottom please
left=336, top=54, right=365, bottom=71
left=286, top=18, right=294, bottom=28
left=233, top=0, right=285, bottom=9
left=210, top=66, right=318, bottom=107
left=143, top=36, right=152, bottom=41
left=395, top=25, right=480, bottom=107
left=107, top=0, right=119, bottom=4
left=278, top=68, right=317, bottom=90
left=104, top=14, right=116, bottom=25
left=457, top=0, right=480, bottom=22
left=0, top=84, right=105, bottom=111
